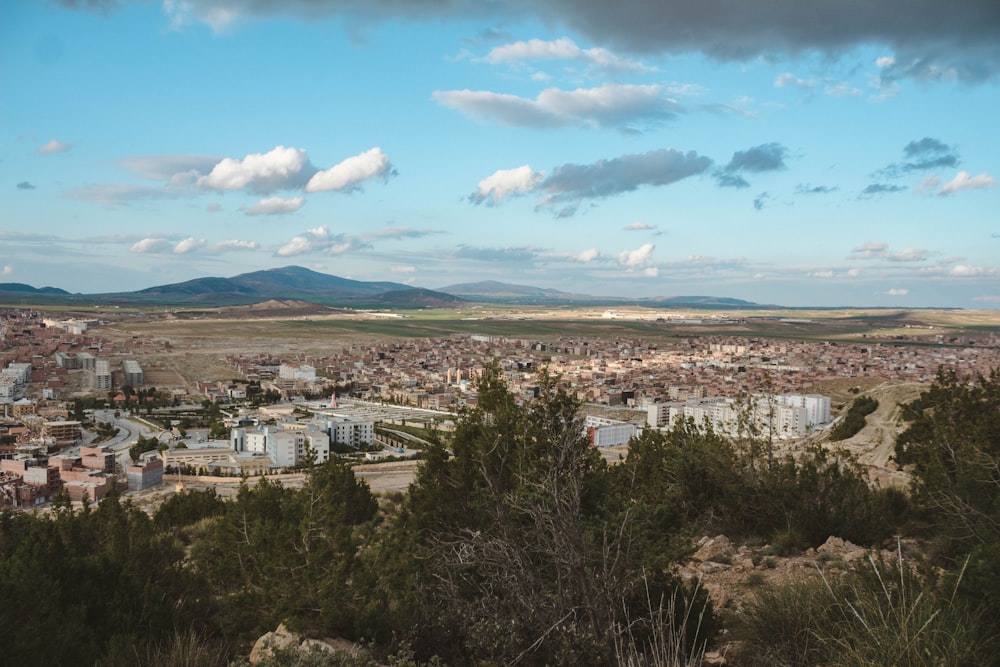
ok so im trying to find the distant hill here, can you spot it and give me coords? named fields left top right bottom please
left=0, top=283, right=71, bottom=296
left=95, top=266, right=460, bottom=308
left=1, top=268, right=760, bottom=310
left=438, top=280, right=760, bottom=308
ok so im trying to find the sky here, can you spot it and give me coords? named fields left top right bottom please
left=2, top=1, right=999, bottom=308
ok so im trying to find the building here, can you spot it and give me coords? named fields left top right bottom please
left=127, top=457, right=163, bottom=491
left=584, top=415, right=639, bottom=447
left=43, top=420, right=82, bottom=448
left=93, top=359, right=112, bottom=390
left=122, top=360, right=144, bottom=387
left=325, top=416, right=374, bottom=449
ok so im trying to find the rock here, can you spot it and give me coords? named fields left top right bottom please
left=250, top=624, right=300, bottom=664
left=693, top=535, right=733, bottom=563
left=249, top=625, right=361, bottom=664
left=817, top=536, right=865, bottom=561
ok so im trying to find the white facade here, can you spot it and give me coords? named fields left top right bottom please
left=278, top=363, right=317, bottom=383
left=94, top=359, right=112, bottom=390
left=326, top=416, right=374, bottom=448
left=123, top=360, right=144, bottom=387
left=584, top=415, right=639, bottom=447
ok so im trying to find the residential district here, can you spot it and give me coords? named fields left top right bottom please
left=1, top=308, right=998, bottom=508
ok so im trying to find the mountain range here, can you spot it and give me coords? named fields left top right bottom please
left=0, top=266, right=759, bottom=309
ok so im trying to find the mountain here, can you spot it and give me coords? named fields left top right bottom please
left=0, top=283, right=71, bottom=296
left=2, top=268, right=761, bottom=309
left=87, top=266, right=457, bottom=308
left=438, top=280, right=761, bottom=308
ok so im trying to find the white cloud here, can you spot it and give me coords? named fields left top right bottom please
left=572, top=248, right=599, bottom=262
left=950, top=264, right=998, bottom=277
left=886, top=248, right=929, bottom=262
left=938, top=171, right=996, bottom=195
left=130, top=238, right=171, bottom=253
left=808, top=270, right=835, bottom=278
left=1, top=265, right=12, bottom=276
left=434, top=82, right=675, bottom=128
left=275, top=226, right=339, bottom=257
left=210, top=239, right=259, bottom=252
left=197, top=145, right=310, bottom=193
left=305, top=147, right=393, bottom=193
left=825, top=82, right=861, bottom=97
left=642, top=266, right=659, bottom=277
left=246, top=196, right=305, bottom=216
left=173, top=237, right=206, bottom=254
left=389, top=265, right=416, bottom=274
left=846, top=268, right=862, bottom=277
left=38, top=139, right=73, bottom=155
left=876, top=56, right=896, bottom=68
left=624, top=221, right=656, bottom=231
left=484, top=37, right=653, bottom=74
left=887, top=288, right=909, bottom=296
left=774, top=72, right=814, bottom=89
left=617, top=243, right=654, bottom=268
left=470, top=165, right=543, bottom=205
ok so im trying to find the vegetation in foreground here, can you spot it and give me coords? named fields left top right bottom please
left=0, top=367, right=997, bottom=665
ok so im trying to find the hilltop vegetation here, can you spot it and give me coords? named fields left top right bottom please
left=0, top=367, right=997, bottom=665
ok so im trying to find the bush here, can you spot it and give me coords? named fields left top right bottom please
left=738, top=548, right=994, bottom=667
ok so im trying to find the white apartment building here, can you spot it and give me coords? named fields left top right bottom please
left=325, top=416, right=374, bottom=448
left=647, top=392, right=829, bottom=440
left=93, top=359, right=112, bottom=390
left=123, top=360, right=144, bottom=387
left=278, top=363, right=317, bottom=383
left=232, top=425, right=330, bottom=467
left=584, top=415, right=639, bottom=447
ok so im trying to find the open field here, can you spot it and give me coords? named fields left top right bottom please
left=95, top=306, right=1000, bottom=348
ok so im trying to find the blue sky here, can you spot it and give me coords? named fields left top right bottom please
left=2, top=0, right=998, bottom=307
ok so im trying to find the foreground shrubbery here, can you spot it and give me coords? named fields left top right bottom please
left=2, top=366, right=998, bottom=665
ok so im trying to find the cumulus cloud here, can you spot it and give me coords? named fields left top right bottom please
left=305, top=147, right=394, bottom=192
left=1, top=265, right=12, bottom=276
left=484, top=36, right=653, bottom=74
left=275, top=226, right=334, bottom=257
left=210, top=239, right=259, bottom=252
left=469, top=165, right=543, bottom=205
left=173, top=237, right=206, bottom=254
left=130, top=238, right=172, bottom=253
left=714, top=142, right=787, bottom=188
left=16, top=181, right=36, bottom=190
left=624, top=221, right=656, bottom=231
left=246, top=196, right=305, bottom=216
left=197, top=145, right=312, bottom=193
left=38, top=139, right=73, bottom=154
left=887, top=288, right=909, bottom=296
left=434, top=83, right=677, bottom=129
left=617, top=243, right=654, bottom=268
left=938, top=171, right=996, bottom=195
